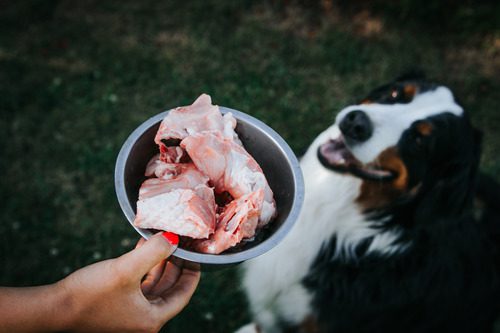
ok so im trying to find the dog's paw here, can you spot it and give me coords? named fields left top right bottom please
left=234, top=323, right=260, bottom=333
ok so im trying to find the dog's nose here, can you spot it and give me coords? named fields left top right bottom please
left=339, top=110, right=373, bottom=143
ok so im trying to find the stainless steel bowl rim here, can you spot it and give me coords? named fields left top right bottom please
left=115, top=106, right=304, bottom=264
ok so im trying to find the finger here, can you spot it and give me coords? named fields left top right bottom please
left=136, top=237, right=166, bottom=294
left=149, top=260, right=182, bottom=295
left=154, top=267, right=201, bottom=320
left=141, top=259, right=167, bottom=295
left=135, top=237, right=147, bottom=249
left=117, top=232, right=179, bottom=279
left=177, top=260, right=201, bottom=273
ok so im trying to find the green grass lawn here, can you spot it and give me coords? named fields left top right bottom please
left=1, top=1, right=499, bottom=332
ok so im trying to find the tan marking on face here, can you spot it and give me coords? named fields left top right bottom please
left=356, top=147, right=410, bottom=211
left=360, top=99, right=372, bottom=104
left=404, top=84, right=417, bottom=99
left=415, top=121, right=433, bottom=136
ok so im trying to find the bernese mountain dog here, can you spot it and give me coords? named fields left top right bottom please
left=237, top=74, right=500, bottom=333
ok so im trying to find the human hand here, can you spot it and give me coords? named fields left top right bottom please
left=58, top=232, right=200, bottom=333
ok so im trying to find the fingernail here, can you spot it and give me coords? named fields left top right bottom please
left=161, top=231, right=179, bottom=246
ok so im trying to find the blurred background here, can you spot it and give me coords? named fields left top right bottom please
left=1, top=0, right=499, bottom=332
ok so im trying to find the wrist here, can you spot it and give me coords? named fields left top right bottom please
left=50, top=279, right=78, bottom=332
left=0, top=282, right=77, bottom=332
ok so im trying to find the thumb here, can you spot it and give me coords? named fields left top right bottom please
left=118, top=232, right=179, bottom=278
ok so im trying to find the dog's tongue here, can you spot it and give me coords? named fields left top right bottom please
left=318, top=138, right=357, bottom=167
left=318, top=137, right=396, bottom=181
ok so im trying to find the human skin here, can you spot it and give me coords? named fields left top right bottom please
left=0, top=232, right=201, bottom=333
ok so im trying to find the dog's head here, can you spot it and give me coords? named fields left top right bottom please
left=318, top=75, right=482, bottom=214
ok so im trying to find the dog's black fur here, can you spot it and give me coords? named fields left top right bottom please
left=303, top=187, right=500, bottom=332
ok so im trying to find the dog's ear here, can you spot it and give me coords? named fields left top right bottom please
left=395, top=69, right=426, bottom=82
left=417, top=119, right=482, bottom=220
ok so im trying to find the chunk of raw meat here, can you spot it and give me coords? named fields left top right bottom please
left=181, top=131, right=276, bottom=227
left=136, top=93, right=277, bottom=254
left=145, top=154, right=173, bottom=178
left=181, top=131, right=277, bottom=254
left=154, top=94, right=240, bottom=149
left=159, top=146, right=185, bottom=164
left=193, top=190, right=264, bottom=254
left=134, top=188, right=215, bottom=239
left=145, top=156, right=206, bottom=183
left=134, top=162, right=216, bottom=238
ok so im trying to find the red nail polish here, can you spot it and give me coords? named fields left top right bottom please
left=162, top=231, right=179, bottom=246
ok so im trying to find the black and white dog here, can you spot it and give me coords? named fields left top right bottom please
left=238, top=75, right=500, bottom=333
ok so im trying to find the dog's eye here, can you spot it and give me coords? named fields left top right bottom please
left=389, top=86, right=414, bottom=103
left=389, top=87, right=405, bottom=102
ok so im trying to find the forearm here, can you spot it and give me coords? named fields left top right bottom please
left=0, top=234, right=194, bottom=333
left=0, top=282, right=72, bottom=332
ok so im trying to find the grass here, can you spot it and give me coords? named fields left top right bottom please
left=0, top=1, right=499, bottom=332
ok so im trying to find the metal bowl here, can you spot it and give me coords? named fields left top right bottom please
left=115, top=106, right=304, bottom=265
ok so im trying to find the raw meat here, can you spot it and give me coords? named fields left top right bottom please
left=181, top=131, right=276, bottom=227
left=134, top=163, right=216, bottom=239
left=194, top=190, right=264, bottom=254
left=154, top=94, right=240, bottom=150
left=134, top=94, right=277, bottom=254
left=135, top=188, right=215, bottom=239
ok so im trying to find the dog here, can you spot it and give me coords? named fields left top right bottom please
left=238, top=74, right=500, bottom=333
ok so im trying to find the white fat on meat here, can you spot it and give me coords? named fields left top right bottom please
left=135, top=188, right=215, bottom=239
left=134, top=162, right=216, bottom=238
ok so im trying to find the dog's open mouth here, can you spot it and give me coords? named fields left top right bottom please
left=317, top=136, right=396, bottom=181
